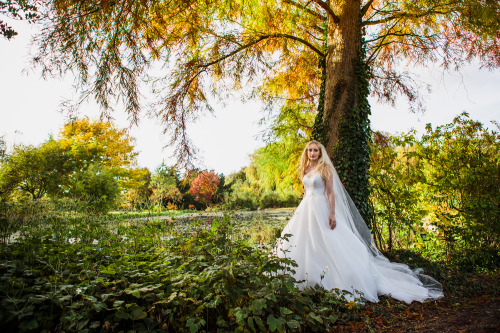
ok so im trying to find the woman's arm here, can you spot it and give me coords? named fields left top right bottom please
left=325, top=173, right=336, bottom=230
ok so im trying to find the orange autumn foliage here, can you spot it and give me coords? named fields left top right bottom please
left=189, top=171, right=220, bottom=207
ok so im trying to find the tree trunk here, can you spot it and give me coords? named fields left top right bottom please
left=313, top=0, right=373, bottom=225
left=323, top=1, right=362, bottom=154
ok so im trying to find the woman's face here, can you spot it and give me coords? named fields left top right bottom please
left=307, top=144, right=321, bottom=162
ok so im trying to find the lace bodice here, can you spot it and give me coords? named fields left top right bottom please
left=303, top=173, right=326, bottom=197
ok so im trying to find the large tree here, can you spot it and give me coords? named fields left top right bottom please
left=32, top=0, right=499, bottom=216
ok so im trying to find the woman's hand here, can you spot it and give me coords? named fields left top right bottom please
left=329, top=213, right=336, bottom=230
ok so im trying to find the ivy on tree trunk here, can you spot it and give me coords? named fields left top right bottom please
left=313, top=27, right=373, bottom=227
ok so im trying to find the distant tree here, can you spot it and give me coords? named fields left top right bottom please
left=1, top=0, right=39, bottom=39
left=252, top=102, right=314, bottom=195
left=124, top=168, right=153, bottom=209
left=71, top=162, right=119, bottom=213
left=58, top=118, right=146, bottom=191
left=190, top=171, right=220, bottom=207
left=0, top=139, right=70, bottom=200
left=212, top=172, right=228, bottom=205
left=151, top=163, right=182, bottom=207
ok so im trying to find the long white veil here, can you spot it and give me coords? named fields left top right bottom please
left=322, top=147, right=443, bottom=302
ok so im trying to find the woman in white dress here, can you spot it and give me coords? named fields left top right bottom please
left=275, top=140, right=443, bottom=304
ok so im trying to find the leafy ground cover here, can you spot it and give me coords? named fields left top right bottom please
left=0, top=213, right=357, bottom=332
left=0, top=210, right=498, bottom=332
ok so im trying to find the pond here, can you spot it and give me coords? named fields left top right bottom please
left=135, top=207, right=296, bottom=244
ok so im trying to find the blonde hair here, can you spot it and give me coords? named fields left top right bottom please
left=298, top=140, right=333, bottom=180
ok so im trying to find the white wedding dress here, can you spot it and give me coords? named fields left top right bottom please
left=275, top=172, right=443, bottom=304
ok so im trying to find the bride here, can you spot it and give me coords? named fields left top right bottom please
left=274, top=140, right=443, bottom=303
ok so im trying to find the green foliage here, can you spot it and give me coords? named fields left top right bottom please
left=0, top=207, right=356, bottom=332
left=255, top=102, right=315, bottom=195
left=150, top=162, right=182, bottom=207
left=417, top=113, right=499, bottom=254
left=71, top=163, right=119, bottom=213
left=122, top=168, right=153, bottom=210
left=0, top=139, right=70, bottom=200
left=225, top=166, right=300, bottom=211
left=370, top=130, right=426, bottom=251
left=369, top=113, right=499, bottom=268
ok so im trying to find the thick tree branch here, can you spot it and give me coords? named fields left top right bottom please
left=311, top=0, right=340, bottom=23
left=283, top=0, right=326, bottom=21
left=201, top=33, right=323, bottom=69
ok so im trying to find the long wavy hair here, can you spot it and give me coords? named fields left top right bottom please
left=298, top=140, right=333, bottom=180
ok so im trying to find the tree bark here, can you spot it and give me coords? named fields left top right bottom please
left=324, top=0, right=362, bottom=154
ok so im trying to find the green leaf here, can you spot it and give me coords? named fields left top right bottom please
left=267, top=315, right=283, bottom=332
left=250, top=298, right=266, bottom=313
left=247, top=316, right=256, bottom=332
left=130, top=307, right=147, bottom=320
left=112, top=300, right=124, bottom=308
left=309, top=312, right=323, bottom=323
left=253, top=316, right=266, bottom=332
left=89, top=321, right=100, bottom=329
left=279, top=307, right=292, bottom=315
left=186, top=317, right=200, bottom=333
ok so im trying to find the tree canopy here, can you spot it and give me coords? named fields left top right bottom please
left=0, top=139, right=70, bottom=200
left=31, top=0, right=499, bottom=166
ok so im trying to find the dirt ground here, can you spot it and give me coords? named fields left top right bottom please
left=337, top=272, right=499, bottom=333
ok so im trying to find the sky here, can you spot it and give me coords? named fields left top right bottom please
left=1, top=22, right=499, bottom=175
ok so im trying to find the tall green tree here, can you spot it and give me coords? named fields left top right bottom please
left=151, top=162, right=182, bottom=207
left=32, top=0, right=499, bottom=199
left=71, top=162, right=119, bottom=213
